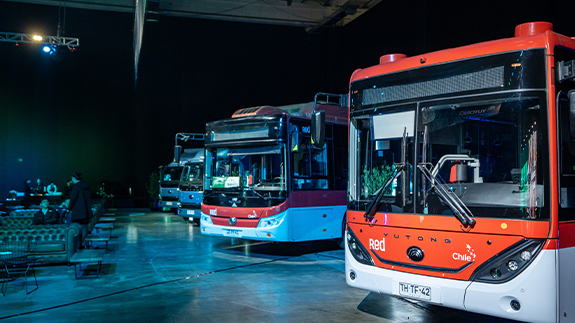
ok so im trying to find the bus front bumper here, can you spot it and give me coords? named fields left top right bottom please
left=178, top=203, right=201, bottom=218
left=159, top=200, right=178, bottom=208
left=345, top=238, right=557, bottom=323
left=199, top=211, right=289, bottom=241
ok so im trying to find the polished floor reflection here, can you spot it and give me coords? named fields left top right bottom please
left=0, top=209, right=518, bottom=322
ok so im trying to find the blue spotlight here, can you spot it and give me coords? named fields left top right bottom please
left=41, top=45, right=60, bottom=61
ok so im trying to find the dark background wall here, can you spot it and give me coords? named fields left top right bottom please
left=1, top=0, right=573, bottom=199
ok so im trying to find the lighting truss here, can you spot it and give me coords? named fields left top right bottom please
left=0, top=32, right=79, bottom=47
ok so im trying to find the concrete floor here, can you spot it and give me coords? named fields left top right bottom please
left=0, top=209, right=518, bottom=323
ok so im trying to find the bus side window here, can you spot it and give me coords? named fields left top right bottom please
left=559, top=91, right=575, bottom=215
left=293, top=141, right=308, bottom=177
left=297, top=154, right=311, bottom=177
left=311, top=144, right=327, bottom=176
left=292, top=138, right=328, bottom=190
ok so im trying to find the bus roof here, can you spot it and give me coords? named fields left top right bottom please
left=180, top=148, right=204, bottom=163
left=351, top=22, right=575, bottom=83
left=231, top=101, right=348, bottom=125
left=165, top=148, right=204, bottom=167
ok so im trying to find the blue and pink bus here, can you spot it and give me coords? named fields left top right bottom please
left=200, top=94, right=348, bottom=243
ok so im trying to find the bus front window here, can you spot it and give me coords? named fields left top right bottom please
left=206, top=145, right=286, bottom=194
left=419, top=95, right=547, bottom=219
left=355, top=108, right=416, bottom=213
left=180, top=164, right=203, bottom=187
left=161, top=167, right=183, bottom=183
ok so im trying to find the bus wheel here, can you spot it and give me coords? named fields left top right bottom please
left=336, top=213, right=346, bottom=249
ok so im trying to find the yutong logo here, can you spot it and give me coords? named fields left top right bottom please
left=378, top=233, right=452, bottom=243
left=407, top=246, right=424, bottom=262
left=209, top=209, right=217, bottom=216
left=369, top=233, right=452, bottom=253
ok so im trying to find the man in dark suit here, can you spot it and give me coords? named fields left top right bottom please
left=67, top=172, right=92, bottom=249
left=33, top=199, right=59, bottom=225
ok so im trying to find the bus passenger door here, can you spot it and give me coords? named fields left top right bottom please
left=558, top=89, right=575, bottom=322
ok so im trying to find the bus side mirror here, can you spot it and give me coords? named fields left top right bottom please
left=311, top=110, right=325, bottom=149
left=569, top=90, right=575, bottom=139
left=174, top=145, right=182, bottom=163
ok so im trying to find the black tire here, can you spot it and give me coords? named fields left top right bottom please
left=336, top=213, right=346, bottom=249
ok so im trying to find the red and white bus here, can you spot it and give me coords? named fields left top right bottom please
left=344, top=22, right=575, bottom=322
left=200, top=94, right=348, bottom=243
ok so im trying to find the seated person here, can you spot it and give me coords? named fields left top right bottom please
left=34, top=178, right=45, bottom=194
left=58, top=199, right=71, bottom=224
left=46, top=181, right=58, bottom=195
left=33, top=198, right=59, bottom=225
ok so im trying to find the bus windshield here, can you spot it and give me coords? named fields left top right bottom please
left=354, top=93, right=548, bottom=220
left=161, top=166, right=184, bottom=183
left=180, top=163, right=203, bottom=185
left=206, top=144, right=286, bottom=193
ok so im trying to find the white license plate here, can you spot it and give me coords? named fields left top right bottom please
left=223, top=229, right=242, bottom=237
left=399, top=282, right=431, bottom=300
left=166, top=202, right=173, bottom=206
left=187, top=210, right=195, bottom=215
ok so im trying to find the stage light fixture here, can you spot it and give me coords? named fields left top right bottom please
left=41, top=45, right=60, bottom=61
left=0, top=32, right=79, bottom=53
left=49, top=47, right=60, bottom=61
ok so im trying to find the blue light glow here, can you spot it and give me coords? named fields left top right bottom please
left=43, top=46, right=51, bottom=52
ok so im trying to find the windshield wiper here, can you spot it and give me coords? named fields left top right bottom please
left=418, top=125, right=475, bottom=229
left=363, top=164, right=404, bottom=223
left=418, top=164, right=476, bottom=228
left=249, top=183, right=270, bottom=201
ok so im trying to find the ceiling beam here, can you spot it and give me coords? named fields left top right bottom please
left=4, top=0, right=381, bottom=30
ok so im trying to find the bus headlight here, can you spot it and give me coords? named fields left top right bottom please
left=520, top=250, right=532, bottom=261
left=200, top=214, right=212, bottom=225
left=346, top=225, right=374, bottom=266
left=257, top=213, right=285, bottom=228
left=506, top=260, right=519, bottom=271
left=471, top=239, right=544, bottom=283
